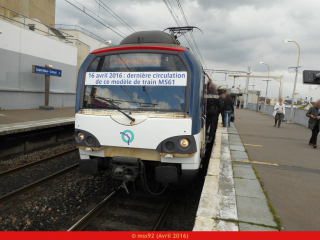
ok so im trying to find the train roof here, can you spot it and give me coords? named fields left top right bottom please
left=91, top=31, right=189, bottom=55
left=120, top=31, right=178, bottom=45
left=91, top=43, right=187, bottom=55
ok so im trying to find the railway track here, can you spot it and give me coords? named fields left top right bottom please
left=0, top=149, right=77, bottom=178
left=0, top=149, right=79, bottom=205
left=68, top=189, right=176, bottom=231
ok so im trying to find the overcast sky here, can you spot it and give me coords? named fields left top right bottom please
left=57, top=0, right=320, bottom=99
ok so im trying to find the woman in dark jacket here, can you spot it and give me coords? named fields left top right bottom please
left=224, top=95, right=234, bottom=127
left=306, top=100, right=320, bottom=148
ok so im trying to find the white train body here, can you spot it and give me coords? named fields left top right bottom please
left=75, top=31, right=207, bottom=186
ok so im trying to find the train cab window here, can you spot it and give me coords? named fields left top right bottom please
left=83, top=53, right=188, bottom=112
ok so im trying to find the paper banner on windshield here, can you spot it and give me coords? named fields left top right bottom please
left=85, top=72, right=187, bottom=86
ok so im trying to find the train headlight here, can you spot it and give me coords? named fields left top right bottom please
left=180, top=139, right=189, bottom=148
left=77, top=132, right=84, bottom=141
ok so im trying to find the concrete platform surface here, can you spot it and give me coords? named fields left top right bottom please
left=234, top=109, right=320, bottom=231
left=194, top=119, right=277, bottom=231
left=0, top=107, right=74, bottom=125
left=236, top=195, right=277, bottom=227
left=0, top=107, right=75, bottom=135
left=239, top=223, right=277, bottom=231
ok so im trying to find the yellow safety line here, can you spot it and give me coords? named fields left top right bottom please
left=233, top=159, right=279, bottom=166
left=244, top=144, right=262, bottom=147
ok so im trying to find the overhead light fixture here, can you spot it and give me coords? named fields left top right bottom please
left=99, top=40, right=113, bottom=48
left=284, top=39, right=293, bottom=42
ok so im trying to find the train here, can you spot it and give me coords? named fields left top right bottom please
left=75, top=29, right=208, bottom=194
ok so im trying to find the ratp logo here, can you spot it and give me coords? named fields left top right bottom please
left=120, top=130, right=134, bottom=145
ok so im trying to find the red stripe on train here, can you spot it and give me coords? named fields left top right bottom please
left=91, top=45, right=186, bottom=54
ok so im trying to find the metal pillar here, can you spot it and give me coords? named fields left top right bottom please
left=250, top=84, right=256, bottom=111
left=288, top=68, right=299, bottom=123
left=244, top=66, right=251, bottom=109
left=39, top=65, right=54, bottom=110
left=278, top=75, right=284, bottom=99
left=284, top=39, right=301, bottom=124
left=45, top=74, right=50, bottom=106
left=262, top=80, right=271, bottom=114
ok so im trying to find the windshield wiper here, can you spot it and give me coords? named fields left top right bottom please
left=96, top=97, right=135, bottom=122
left=112, top=99, right=158, bottom=107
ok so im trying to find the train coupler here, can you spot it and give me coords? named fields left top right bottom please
left=111, top=156, right=141, bottom=182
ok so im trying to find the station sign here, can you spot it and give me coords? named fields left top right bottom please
left=32, top=65, right=62, bottom=77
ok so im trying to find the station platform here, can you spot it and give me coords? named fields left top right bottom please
left=232, top=109, right=320, bottom=231
left=193, top=112, right=278, bottom=231
left=194, top=108, right=320, bottom=231
left=0, top=107, right=75, bottom=158
left=0, top=107, right=75, bottom=136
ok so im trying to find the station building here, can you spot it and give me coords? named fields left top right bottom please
left=0, top=0, right=110, bottom=110
left=307, top=86, right=320, bottom=102
left=226, top=88, right=260, bottom=106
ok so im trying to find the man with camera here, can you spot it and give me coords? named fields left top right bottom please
left=306, top=100, right=320, bottom=148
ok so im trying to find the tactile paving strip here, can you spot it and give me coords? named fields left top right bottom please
left=236, top=195, right=277, bottom=227
left=233, top=165, right=257, bottom=180
left=230, top=145, right=245, bottom=151
left=228, top=134, right=241, bottom=140
left=239, top=223, right=277, bottom=231
left=228, top=129, right=238, bottom=134
left=231, top=151, right=249, bottom=161
left=234, top=178, right=265, bottom=199
left=229, top=140, right=242, bottom=146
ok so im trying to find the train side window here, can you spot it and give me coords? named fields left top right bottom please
left=87, top=58, right=100, bottom=72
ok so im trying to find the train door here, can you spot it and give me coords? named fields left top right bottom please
left=200, top=73, right=207, bottom=157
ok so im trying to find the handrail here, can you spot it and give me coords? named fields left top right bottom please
left=0, top=5, right=73, bottom=42
left=55, top=24, right=107, bottom=42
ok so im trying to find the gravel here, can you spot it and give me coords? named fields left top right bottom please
left=0, top=139, right=215, bottom=231
left=0, top=151, right=79, bottom=197
left=0, top=141, right=76, bottom=173
left=0, top=168, right=117, bottom=231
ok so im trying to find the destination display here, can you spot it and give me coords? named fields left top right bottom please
left=85, top=72, right=188, bottom=86
left=110, top=53, right=161, bottom=68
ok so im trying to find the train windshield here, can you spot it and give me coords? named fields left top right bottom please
left=83, top=53, right=188, bottom=112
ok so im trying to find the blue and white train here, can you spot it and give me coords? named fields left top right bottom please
left=75, top=30, right=207, bottom=193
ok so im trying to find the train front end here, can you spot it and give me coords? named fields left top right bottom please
left=75, top=31, right=205, bottom=190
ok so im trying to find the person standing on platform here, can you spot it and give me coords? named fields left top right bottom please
left=206, top=84, right=225, bottom=141
left=241, top=100, right=244, bottom=109
left=273, top=98, right=285, bottom=128
left=224, top=95, right=234, bottom=127
left=237, top=100, right=240, bottom=109
left=218, top=87, right=226, bottom=126
left=306, top=100, right=320, bottom=148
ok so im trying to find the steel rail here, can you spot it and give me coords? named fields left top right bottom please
left=67, top=188, right=121, bottom=231
left=0, top=149, right=78, bottom=178
left=153, top=192, right=175, bottom=231
left=0, top=164, right=78, bottom=205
